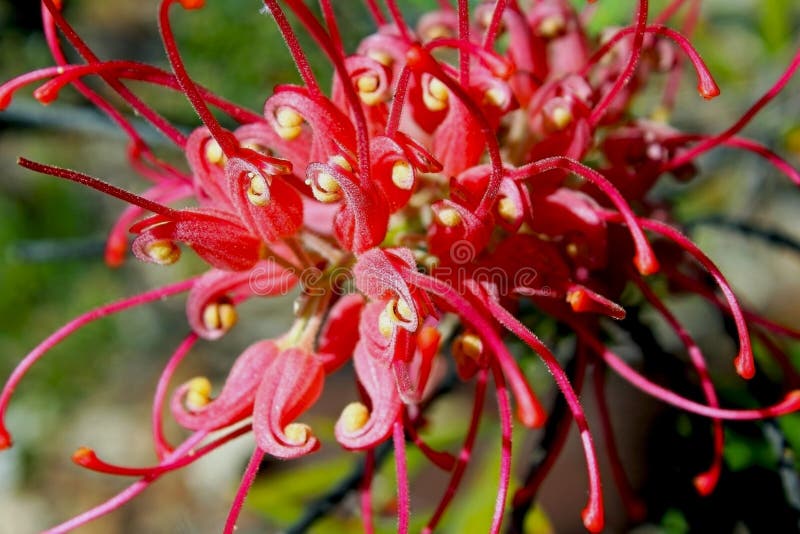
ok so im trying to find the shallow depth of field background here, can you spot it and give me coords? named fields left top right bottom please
left=1, top=0, right=799, bottom=532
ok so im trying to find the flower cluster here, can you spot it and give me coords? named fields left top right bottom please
left=2, top=0, right=800, bottom=532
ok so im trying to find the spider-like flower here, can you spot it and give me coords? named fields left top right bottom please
left=2, top=0, right=800, bottom=532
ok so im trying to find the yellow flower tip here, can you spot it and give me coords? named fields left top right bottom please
left=423, top=78, right=449, bottom=112
left=453, top=332, right=484, bottom=361
left=549, top=105, right=573, bottom=130
left=284, top=422, right=313, bottom=445
left=356, top=75, right=383, bottom=106
left=275, top=106, right=304, bottom=140
left=497, top=197, right=519, bottom=223
left=145, top=240, right=181, bottom=265
left=204, top=139, right=225, bottom=165
left=389, top=297, right=415, bottom=323
left=378, top=307, right=395, bottom=339
left=538, top=15, right=566, bottom=38
left=435, top=207, right=462, bottom=227
left=566, top=242, right=579, bottom=258
left=424, top=24, right=452, bottom=41
left=246, top=172, right=270, bottom=206
left=311, top=171, right=342, bottom=203
left=391, top=160, right=414, bottom=190
left=357, top=75, right=379, bottom=93
left=366, top=49, right=393, bottom=67
left=329, top=154, right=353, bottom=173
left=339, top=402, right=370, bottom=433
left=185, top=377, right=213, bottom=410
left=483, top=87, right=507, bottom=108
left=202, top=298, right=238, bottom=334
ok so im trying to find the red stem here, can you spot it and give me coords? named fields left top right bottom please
left=589, top=0, right=649, bottom=126
left=423, top=369, right=488, bottom=533
left=483, top=0, right=509, bottom=51
left=40, top=0, right=187, bottom=146
left=583, top=24, right=719, bottom=99
left=663, top=45, right=800, bottom=172
left=223, top=446, right=266, bottom=534
left=18, top=158, right=178, bottom=218
left=393, top=420, right=410, bottom=534
left=152, top=333, right=199, bottom=459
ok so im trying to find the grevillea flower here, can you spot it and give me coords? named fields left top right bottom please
left=2, top=0, right=800, bottom=532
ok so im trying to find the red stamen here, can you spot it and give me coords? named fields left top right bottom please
left=319, top=0, right=344, bottom=58
left=404, top=413, right=456, bottom=470
left=482, top=297, right=605, bottom=534
left=278, top=0, right=373, bottom=183
left=423, top=369, right=488, bottom=533
left=457, top=0, right=470, bottom=86
left=663, top=46, right=800, bottom=172
left=405, top=45, right=505, bottom=220
left=631, top=272, right=724, bottom=495
left=385, top=0, right=414, bottom=43
left=393, top=421, right=410, bottom=534
left=593, top=366, right=647, bottom=521
left=39, top=3, right=160, bottom=158
left=584, top=24, right=719, bottom=99
left=409, top=274, right=546, bottom=429
left=664, top=134, right=800, bottom=186
left=610, top=214, right=754, bottom=378
left=40, top=0, right=188, bottom=147
left=43, top=431, right=208, bottom=534
left=385, top=65, right=411, bottom=137
left=17, top=158, right=178, bottom=218
left=0, top=279, right=196, bottom=447
left=31, top=61, right=263, bottom=125
left=489, top=361, right=513, bottom=534
left=159, top=0, right=239, bottom=156
left=425, top=37, right=514, bottom=79
left=152, top=333, right=199, bottom=459
left=589, top=0, right=649, bottom=126
left=579, top=328, right=800, bottom=420
left=223, top=446, right=266, bottom=534
left=360, top=449, right=376, bottom=534
left=364, top=0, right=387, bottom=26
left=261, top=0, right=322, bottom=95
left=482, top=0, right=509, bottom=51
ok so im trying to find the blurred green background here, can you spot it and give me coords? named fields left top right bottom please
left=1, top=1, right=799, bottom=533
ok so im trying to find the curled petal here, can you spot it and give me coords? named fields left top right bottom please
left=253, top=348, right=324, bottom=459
left=335, top=340, right=402, bottom=450
left=187, top=261, right=297, bottom=339
left=313, top=162, right=389, bottom=254
left=392, top=131, right=442, bottom=174
left=224, top=153, right=304, bottom=243
left=370, top=136, right=417, bottom=211
left=353, top=248, right=419, bottom=332
left=263, top=85, right=356, bottom=168
left=186, top=127, right=235, bottom=208
left=131, top=209, right=262, bottom=271
left=428, top=200, right=491, bottom=264
left=171, top=340, right=280, bottom=431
